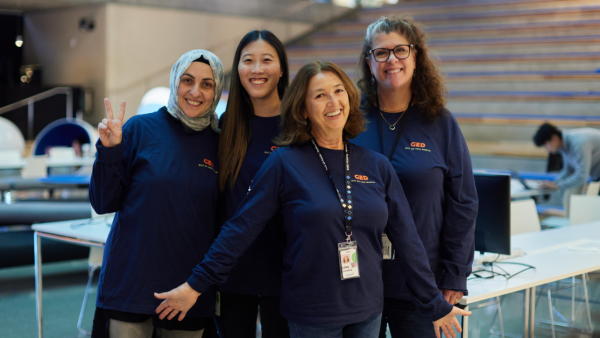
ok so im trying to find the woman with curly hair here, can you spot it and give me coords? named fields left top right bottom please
left=351, top=16, right=479, bottom=338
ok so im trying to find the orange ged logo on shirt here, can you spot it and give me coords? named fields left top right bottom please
left=271, top=146, right=280, bottom=152
left=410, top=142, right=426, bottom=148
left=200, top=159, right=218, bottom=173
left=354, top=175, right=369, bottom=181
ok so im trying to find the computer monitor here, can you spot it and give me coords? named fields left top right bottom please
left=473, top=173, right=511, bottom=255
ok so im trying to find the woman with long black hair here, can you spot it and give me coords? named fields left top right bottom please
left=214, top=30, right=290, bottom=338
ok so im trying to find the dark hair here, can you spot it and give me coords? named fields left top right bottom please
left=533, top=123, right=562, bottom=147
left=278, top=61, right=365, bottom=146
left=357, top=15, right=446, bottom=121
left=194, top=55, right=211, bottom=65
left=218, top=30, right=289, bottom=191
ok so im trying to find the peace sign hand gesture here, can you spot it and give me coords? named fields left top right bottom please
left=98, top=98, right=126, bottom=148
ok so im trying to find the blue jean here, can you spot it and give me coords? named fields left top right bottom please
left=379, top=298, right=437, bottom=338
left=289, top=313, right=382, bottom=338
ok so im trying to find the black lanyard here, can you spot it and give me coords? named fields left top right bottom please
left=310, top=139, right=353, bottom=237
left=376, top=96, right=413, bottom=161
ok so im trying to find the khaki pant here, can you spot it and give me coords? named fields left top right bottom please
left=109, top=318, right=204, bottom=338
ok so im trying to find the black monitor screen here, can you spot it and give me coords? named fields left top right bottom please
left=473, top=173, right=511, bottom=255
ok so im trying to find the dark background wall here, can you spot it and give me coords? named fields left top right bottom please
left=0, top=13, right=23, bottom=86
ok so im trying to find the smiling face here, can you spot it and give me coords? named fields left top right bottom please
left=238, top=39, right=283, bottom=102
left=177, top=62, right=215, bottom=118
left=367, top=32, right=416, bottom=92
left=303, top=71, right=350, bottom=141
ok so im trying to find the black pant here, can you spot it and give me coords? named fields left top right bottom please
left=379, top=298, right=437, bottom=338
left=214, top=292, right=289, bottom=338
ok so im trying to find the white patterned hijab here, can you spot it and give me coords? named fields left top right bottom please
left=167, top=50, right=224, bottom=133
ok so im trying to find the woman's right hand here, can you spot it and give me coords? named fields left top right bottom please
left=433, top=306, right=472, bottom=338
left=98, top=98, right=126, bottom=148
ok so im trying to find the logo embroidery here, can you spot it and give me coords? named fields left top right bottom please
left=264, top=145, right=280, bottom=155
left=199, top=159, right=218, bottom=173
left=352, top=175, right=375, bottom=184
left=406, top=142, right=431, bottom=153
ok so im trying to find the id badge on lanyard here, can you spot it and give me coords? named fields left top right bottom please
left=338, top=241, right=360, bottom=280
left=311, top=139, right=360, bottom=280
left=382, top=233, right=395, bottom=260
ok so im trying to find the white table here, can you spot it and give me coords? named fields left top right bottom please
left=0, top=160, right=27, bottom=170
left=510, top=178, right=555, bottom=199
left=46, top=157, right=96, bottom=167
left=32, top=216, right=112, bottom=338
left=0, top=157, right=95, bottom=170
left=461, top=221, right=600, bottom=337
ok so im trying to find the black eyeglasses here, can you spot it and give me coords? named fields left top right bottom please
left=369, top=44, right=414, bottom=62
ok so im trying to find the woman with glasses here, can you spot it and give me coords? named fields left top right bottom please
left=351, top=16, right=479, bottom=338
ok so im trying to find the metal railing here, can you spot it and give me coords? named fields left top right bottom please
left=0, top=87, right=73, bottom=140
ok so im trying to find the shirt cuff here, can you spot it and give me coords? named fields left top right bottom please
left=428, top=293, right=454, bottom=321
left=96, top=142, right=124, bottom=164
left=186, top=273, right=213, bottom=295
left=439, top=272, right=469, bottom=295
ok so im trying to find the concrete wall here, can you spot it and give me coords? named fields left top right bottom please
left=23, top=5, right=107, bottom=123
left=105, top=3, right=313, bottom=122
left=23, top=3, right=315, bottom=124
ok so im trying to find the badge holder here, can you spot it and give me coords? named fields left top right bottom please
left=382, top=233, right=395, bottom=260
left=338, top=233, right=360, bottom=280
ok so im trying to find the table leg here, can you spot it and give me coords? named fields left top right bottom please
left=582, top=273, right=593, bottom=331
left=572, top=276, right=576, bottom=325
left=524, top=288, right=530, bottom=338
left=34, top=232, right=43, bottom=338
left=462, top=305, right=470, bottom=338
left=548, top=285, right=556, bottom=338
left=496, top=296, right=505, bottom=338
left=530, top=286, right=536, bottom=338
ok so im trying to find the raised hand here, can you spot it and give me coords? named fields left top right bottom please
left=98, top=98, right=126, bottom=148
left=433, top=306, right=472, bottom=338
left=154, top=282, right=201, bottom=321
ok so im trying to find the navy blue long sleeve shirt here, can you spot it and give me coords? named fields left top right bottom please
left=351, top=105, right=478, bottom=300
left=217, top=114, right=286, bottom=297
left=186, top=142, right=452, bottom=326
left=89, top=107, right=219, bottom=317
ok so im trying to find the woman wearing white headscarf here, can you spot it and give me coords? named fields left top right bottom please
left=89, top=50, right=224, bottom=338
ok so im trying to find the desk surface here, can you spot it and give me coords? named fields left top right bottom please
left=0, top=161, right=27, bottom=170
left=510, top=178, right=556, bottom=199
left=32, top=216, right=113, bottom=244
left=512, top=220, right=600, bottom=254
left=37, top=175, right=91, bottom=185
left=0, top=157, right=95, bottom=170
left=464, top=221, right=600, bottom=304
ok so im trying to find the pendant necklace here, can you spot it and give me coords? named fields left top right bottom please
left=379, top=106, right=408, bottom=131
